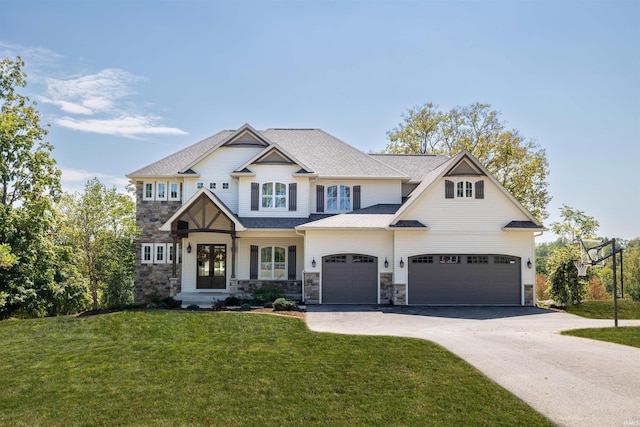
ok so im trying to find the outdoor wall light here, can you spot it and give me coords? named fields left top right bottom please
left=384, top=257, right=389, bottom=268
left=312, top=257, right=316, bottom=268
left=187, top=243, right=192, bottom=253
left=399, top=258, right=405, bottom=268
left=527, top=258, right=532, bottom=269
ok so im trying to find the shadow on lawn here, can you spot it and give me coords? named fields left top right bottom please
left=306, top=304, right=555, bottom=320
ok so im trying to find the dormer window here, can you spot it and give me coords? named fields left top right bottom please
left=261, top=182, right=287, bottom=209
left=456, top=181, right=473, bottom=198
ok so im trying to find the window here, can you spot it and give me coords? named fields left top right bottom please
left=261, top=182, right=287, bottom=209
left=168, top=243, right=178, bottom=262
left=141, top=244, right=153, bottom=264
left=324, top=255, right=346, bottom=263
left=156, top=182, right=167, bottom=200
left=209, top=182, right=216, bottom=190
left=327, top=185, right=351, bottom=211
left=439, top=256, right=461, bottom=264
left=495, top=256, right=517, bottom=264
left=143, top=182, right=154, bottom=201
left=222, top=182, right=229, bottom=190
left=456, top=181, right=473, bottom=198
left=154, top=244, right=166, bottom=264
left=169, top=182, right=180, bottom=201
left=260, top=246, right=286, bottom=279
left=196, top=181, right=204, bottom=190
left=467, top=256, right=489, bottom=264
left=412, top=256, right=434, bottom=264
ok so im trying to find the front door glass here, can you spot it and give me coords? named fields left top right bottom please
left=197, top=244, right=226, bottom=289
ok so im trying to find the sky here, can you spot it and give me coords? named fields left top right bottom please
left=1, top=0, right=638, bottom=242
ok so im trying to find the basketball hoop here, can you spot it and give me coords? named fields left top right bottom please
left=573, top=260, right=590, bottom=277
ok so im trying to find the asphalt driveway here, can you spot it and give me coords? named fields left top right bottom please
left=305, top=306, right=640, bottom=427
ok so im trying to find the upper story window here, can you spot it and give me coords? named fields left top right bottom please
left=262, top=182, right=287, bottom=209
left=196, top=181, right=204, bottom=190
left=144, top=181, right=180, bottom=201
left=222, top=182, right=229, bottom=190
left=143, top=182, right=154, bottom=200
left=169, top=183, right=180, bottom=201
left=157, top=182, right=167, bottom=200
left=456, top=181, right=473, bottom=198
left=209, top=182, right=216, bottom=190
left=327, top=185, right=351, bottom=211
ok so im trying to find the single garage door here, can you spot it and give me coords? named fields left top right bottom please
left=408, top=254, right=520, bottom=305
left=322, top=254, right=378, bottom=304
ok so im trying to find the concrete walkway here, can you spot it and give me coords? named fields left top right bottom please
left=305, top=306, right=640, bottom=427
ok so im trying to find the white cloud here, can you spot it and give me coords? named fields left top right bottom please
left=61, top=168, right=131, bottom=194
left=0, top=41, right=63, bottom=69
left=55, top=115, right=188, bottom=138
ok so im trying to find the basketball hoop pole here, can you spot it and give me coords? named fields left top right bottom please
left=579, top=237, right=622, bottom=327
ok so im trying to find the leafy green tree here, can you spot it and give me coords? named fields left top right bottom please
left=58, top=178, right=137, bottom=310
left=548, top=246, right=590, bottom=306
left=386, top=103, right=551, bottom=220
left=0, top=56, right=67, bottom=318
left=550, top=204, right=600, bottom=244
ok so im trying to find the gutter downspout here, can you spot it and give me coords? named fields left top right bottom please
left=295, top=228, right=306, bottom=303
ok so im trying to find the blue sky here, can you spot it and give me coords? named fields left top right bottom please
left=1, top=0, right=638, bottom=242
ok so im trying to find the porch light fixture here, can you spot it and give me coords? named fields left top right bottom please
left=312, top=257, right=316, bottom=268
left=399, top=258, right=404, bottom=268
left=527, top=258, right=532, bottom=269
left=187, top=243, right=192, bottom=253
left=384, top=257, right=389, bottom=268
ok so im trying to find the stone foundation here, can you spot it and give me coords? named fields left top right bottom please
left=232, top=280, right=303, bottom=302
left=304, top=272, right=320, bottom=304
left=524, top=284, right=534, bottom=306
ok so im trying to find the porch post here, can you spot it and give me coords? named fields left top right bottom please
left=231, top=230, right=237, bottom=279
left=172, top=234, right=178, bottom=277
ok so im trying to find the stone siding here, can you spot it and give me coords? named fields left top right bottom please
left=304, top=272, right=320, bottom=304
left=393, top=283, right=407, bottom=305
left=524, top=284, right=534, bottom=306
left=379, top=273, right=393, bottom=305
left=134, top=181, right=183, bottom=304
left=232, top=280, right=303, bottom=302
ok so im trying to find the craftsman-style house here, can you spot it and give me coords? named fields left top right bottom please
left=127, top=124, right=544, bottom=306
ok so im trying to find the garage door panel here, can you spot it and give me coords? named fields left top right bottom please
left=322, top=254, right=377, bottom=304
left=409, top=254, right=520, bottom=305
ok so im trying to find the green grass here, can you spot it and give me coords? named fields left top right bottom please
left=565, top=299, right=640, bottom=319
left=562, top=326, right=640, bottom=349
left=0, top=311, right=553, bottom=427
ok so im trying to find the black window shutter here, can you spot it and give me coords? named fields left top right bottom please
left=289, top=183, right=297, bottom=211
left=250, top=245, right=258, bottom=279
left=288, top=245, right=296, bottom=280
left=475, top=180, right=484, bottom=199
left=316, top=185, right=324, bottom=213
left=353, top=185, right=361, bottom=210
left=251, top=182, right=259, bottom=211
left=445, top=180, right=454, bottom=199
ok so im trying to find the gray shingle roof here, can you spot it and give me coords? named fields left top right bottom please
left=370, top=154, right=450, bottom=183
left=236, top=214, right=335, bottom=229
left=503, top=221, right=546, bottom=230
left=128, top=127, right=408, bottom=179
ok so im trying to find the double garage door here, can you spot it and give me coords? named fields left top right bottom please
left=321, top=253, right=521, bottom=305
left=408, top=254, right=521, bottom=305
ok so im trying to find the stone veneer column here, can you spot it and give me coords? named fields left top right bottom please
left=304, top=272, right=320, bottom=304
left=379, top=273, right=393, bottom=305
left=393, top=283, right=407, bottom=305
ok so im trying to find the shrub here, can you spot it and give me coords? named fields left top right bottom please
left=224, top=296, right=240, bottom=306
left=241, top=303, right=252, bottom=311
left=251, top=283, right=285, bottom=305
left=160, top=296, right=181, bottom=309
left=273, top=298, right=298, bottom=311
left=186, top=304, right=200, bottom=310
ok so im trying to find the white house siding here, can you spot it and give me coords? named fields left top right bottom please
left=304, top=229, right=394, bottom=303
left=237, top=164, right=310, bottom=218
left=183, top=146, right=265, bottom=212
left=311, top=179, right=402, bottom=213
left=235, top=231, right=304, bottom=280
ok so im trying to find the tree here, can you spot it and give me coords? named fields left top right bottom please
left=0, top=56, right=68, bottom=318
left=548, top=246, right=590, bottom=306
left=57, top=178, right=137, bottom=310
left=386, top=103, right=551, bottom=220
left=550, top=204, right=599, bottom=244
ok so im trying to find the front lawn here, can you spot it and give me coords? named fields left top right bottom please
left=565, top=299, right=640, bottom=319
left=561, top=326, right=640, bottom=349
left=0, top=311, right=553, bottom=426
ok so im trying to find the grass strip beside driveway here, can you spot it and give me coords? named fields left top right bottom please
left=561, top=326, right=640, bottom=349
left=0, top=311, right=553, bottom=426
left=565, top=300, right=640, bottom=319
